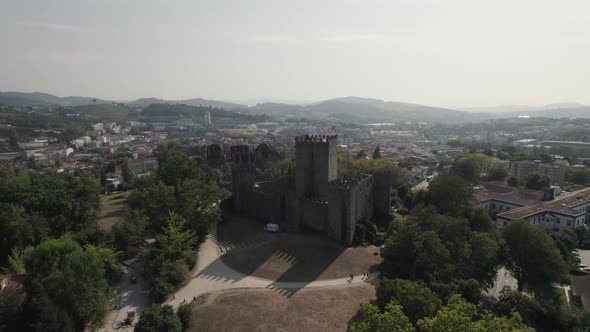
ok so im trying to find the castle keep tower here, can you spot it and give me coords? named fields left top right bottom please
left=295, top=135, right=338, bottom=199
left=229, top=135, right=391, bottom=245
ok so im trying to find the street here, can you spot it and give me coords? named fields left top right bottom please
left=413, top=173, right=437, bottom=190
left=487, top=266, right=518, bottom=298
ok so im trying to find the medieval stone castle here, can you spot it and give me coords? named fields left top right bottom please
left=230, top=134, right=391, bottom=245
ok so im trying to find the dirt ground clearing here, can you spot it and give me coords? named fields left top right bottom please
left=189, top=284, right=375, bottom=332
left=216, top=215, right=382, bottom=282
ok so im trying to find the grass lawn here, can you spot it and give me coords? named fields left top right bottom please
left=98, top=191, right=128, bottom=231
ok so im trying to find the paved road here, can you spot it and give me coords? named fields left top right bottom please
left=413, top=173, right=437, bottom=190
left=165, top=233, right=379, bottom=308
left=487, top=267, right=518, bottom=298
left=99, top=257, right=152, bottom=332
left=578, top=249, right=590, bottom=266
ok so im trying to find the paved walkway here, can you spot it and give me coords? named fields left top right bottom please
left=99, top=257, right=152, bottom=332
left=165, top=233, right=379, bottom=308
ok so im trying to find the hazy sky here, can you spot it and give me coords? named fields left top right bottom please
left=1, top=0, right=590, bottom=108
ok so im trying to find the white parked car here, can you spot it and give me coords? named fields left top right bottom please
left=264, top=223, right=280, bottom=233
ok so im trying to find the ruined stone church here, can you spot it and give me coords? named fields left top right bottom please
left=231, top=134, right=391, bottom=245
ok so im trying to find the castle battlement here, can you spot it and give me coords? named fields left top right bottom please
left=231, top=162, right=256, bottom=171
left=301, top=196, right=329, bottom=205
left=295, top=134, right=337, bottom=144
left=329, top=174, right=372, bottom=189
left=230, top=134, right=391, bottom=245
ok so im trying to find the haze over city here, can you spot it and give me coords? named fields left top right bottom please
left=2, top=0, right=590, bottom=108
left=4, top=2, right=590, bottom=331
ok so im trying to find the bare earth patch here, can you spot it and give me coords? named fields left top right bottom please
left=189, top=284, right=375, bottom=332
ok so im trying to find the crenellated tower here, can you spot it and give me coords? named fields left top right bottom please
left=294, top=134, right=338, bottom=199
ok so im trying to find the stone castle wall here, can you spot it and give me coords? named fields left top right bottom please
left=230, top=134, right=391, bottom=245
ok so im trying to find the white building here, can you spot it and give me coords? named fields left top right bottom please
left=476, top=184, right=589, bottom=232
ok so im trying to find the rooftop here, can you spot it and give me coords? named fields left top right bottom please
left=498, top=187, right=590, bottom=220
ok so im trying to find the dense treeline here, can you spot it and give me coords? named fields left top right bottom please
left=0, top=107, right=89, bottom=145
left=140, top=103, right=270, bottom=123
left=2, top=236, right=120, bottom=331
left=0, top=166, right=121, bottom=331
left=0, top=166, right=100, bottom=266
left=128, top=142, right=221, bottom=301
left=354, top=174, right=590, bottom=331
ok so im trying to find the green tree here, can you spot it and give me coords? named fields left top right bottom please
left=507, top=176, right=518, bottom=187
left=524, top=172, right=550, bottom=190
left=373, top=146, right=382, bottom=159
left=488, top=166, right=509, bottom=181
left=417, top=294, right=533, bottom=332
left=351, top=302, right=415, bottom=332
left=112, top=211, right=147, bottom=256
left=496, top=151, right=511, bottom=160
left=337, top=146, right=351, bottom=175
left=453, top=153, right=490, bottom=181
left=381, top=206, right=499, bottom=301
left=466, top=207, right=495, bottom=234
left=155, top=212, right=197, bottom=261
left=176, top=179, right=221, bottom=240
left=376, top=278, right=442, bottom=323
left=134, top=305, right=182, bottom=332
left=343, top=158, right=404, bottom=187
left=502, top=220, right=568, bottom=291
left=149, top=212, right=197, bottom=302
left=356, top=150, right=368, bottom=159
left=141, top=181, right=176, bottom=230
left=0, top=203, right=48, bottom=266
left=122, top=160, right=134, bottom=183
left=155, top=142, right=205, bottom=187
left=567, top=168, right=590, bottom=185
left=493, top=289, right=546, bottom=328
left=176, top=302, right=192, bottom=331
left=12, top=236, right=113, bottom=331
left=428, top=175, right=474, bottom=215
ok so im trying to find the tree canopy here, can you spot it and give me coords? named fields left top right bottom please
left=524, top=172, right=550, bottom=190
left=353, top=294, right=534, bottom=332
left=0, top=166, right=99, bottom=266
left=428, top=175, right=474, bottom=215
left=417, top=295, right=533, bottom=332
left=5, top=236, right=115, bottom=331
left=502, top=220, right=568, bottom=291
left=453, top=153, right=490, bottom=182
left=376, top=278, right=442, bottom=323
left=351, top=302, right=415, bottom=332
left=373, top=146, right=382, bottom=159
left=380, top=206, right=499, bottom=302
left=134, top=305, right=182, bottom=332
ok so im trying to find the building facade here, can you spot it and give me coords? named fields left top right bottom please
left=476, top=184, right=588, bottom=232
left=510, top=160, right=567, bottom=187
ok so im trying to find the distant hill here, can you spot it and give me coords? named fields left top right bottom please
left=0, top=91, right=245, bottom=110
left=130, top=97, right=245, bottom=110
left=461, top=102, right=586, bottom=114
left=71, top=104, right=133, bottom=121
left=5, top=91, right=590, bottom=122
left=500, top=106, right=590, bottom=119
left=246, top=96, right=472, bottom=123
left=0, top=91, right=110, bottom=106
